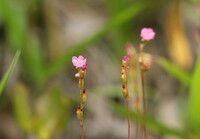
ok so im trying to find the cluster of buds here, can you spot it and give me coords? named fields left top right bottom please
left=75, top=88, right=87, bottom=125
left=76, top=105, right=83, bottom=121
left=72, top=56, right=87, bottom=126
left=121, top=56, right=129, bottom=98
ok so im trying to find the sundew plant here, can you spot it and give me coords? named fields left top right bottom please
left=0, top=0, right=200, bottom=139
left=120, top=28, right=155, bottom=139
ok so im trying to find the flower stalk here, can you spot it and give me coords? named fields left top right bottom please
left=138, top=28, right=155, bottom=139
left=122, top=28, right=155, bottom=139
left=126, top=44, right=142, bottom=139
left=72, top=56, right=87, bottom=139
left=121, top=56, right=131, bottom=139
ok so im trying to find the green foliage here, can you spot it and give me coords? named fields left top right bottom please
left=0, top=0, right=147, bottom=89
left=188, top=57, right=200, bottom=135
left=157, top=55, right=200, bottom=137
left=157, top=57, right=191, bottom=86
left=0, top=0, right=44, bottom=88
left=0, top=0, right=27, bottom=50
left=3, top=0, right=197, bottom=138
left=191, top=0, right=200, bottom=3
left=43, top=1, right=147, bottom=81
left=0, top=51, right=20, bottom=95
left=13, top=84, right=70, bottom=139
left=112, top=103, right=185, bottom=138
left=34, top=87, right=70, bottom=139
left=13, top=83, right=33, bottom=131
left=104, top=0, right=131, bottom=57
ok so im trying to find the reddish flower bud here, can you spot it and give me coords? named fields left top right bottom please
left=122, top=85, right=128, bottom=98
left=83, top=89, right=86, bottom=94
left=82, top=63, right=87, bottom=71
left=77, top=105, right=81, bottom=110
left=76, top=106, right=83, bottom=121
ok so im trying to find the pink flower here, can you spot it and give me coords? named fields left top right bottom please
left=140, top=28, right=155, bottom=41
left=72, top=56, right=87, bottom=67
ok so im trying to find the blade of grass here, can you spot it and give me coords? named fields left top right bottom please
left=188, top=56, right=200, bottom=134
left=112, top=102, right=185, bottom=138
left=43, top=1, right=147, bottom=81
left=0, top=0, right=44, bottom=87
left=0, top=50, right=21, bottom=95
left=157, top=57, right=191, bottom=86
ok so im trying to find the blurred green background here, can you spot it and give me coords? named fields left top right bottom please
left=0, top=0, right=200, bottom=138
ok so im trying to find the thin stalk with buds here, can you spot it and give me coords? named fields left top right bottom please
left=121, top=56, right=131, bottom=139
left=138, top=27, right=155, bottom=139
left=72, top=56, right=87, bottom=139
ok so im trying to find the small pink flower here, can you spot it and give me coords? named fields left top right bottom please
left=72, top=56, right=86, bottom=67
left=140, top=28, right=155, bottom=41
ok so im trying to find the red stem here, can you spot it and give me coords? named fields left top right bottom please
left=81, top=121, right=84, bottom=139
left=126, top=97, right=131, bottom=139
left=141, top=72, right=147, bottom=139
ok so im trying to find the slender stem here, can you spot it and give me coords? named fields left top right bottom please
left=81, top=121, right=84, bottom=139
left=80, top=78, right=83, bottom=108
left=126, top=97, right=131, bottom=139
left=79, top=77, right=84, bottom=139
left=141, top=72, right=147, bottom=139
left=136, top=118, right=141, bottom=139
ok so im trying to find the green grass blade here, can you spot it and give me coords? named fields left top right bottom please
left=188, top=57, right=200, bottom=134
left=43, top=1, right=147, bottom=81
left=0, top=0, right=44, bottom=87
left=157, top=57, right=191, bottom=86
left=112, top=103, right=185, bottom=138
left=0, top=51, right=21, bottom=95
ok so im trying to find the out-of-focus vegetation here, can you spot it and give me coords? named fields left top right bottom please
left=0, top=0, right=200, bottom=138
left=0, top=51, right=20, bottom=95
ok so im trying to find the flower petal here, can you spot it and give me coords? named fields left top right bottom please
left=78, top=55, right=84, bottom=60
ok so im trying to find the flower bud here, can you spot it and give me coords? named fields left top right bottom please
left=122, top=56, right=128, bottom=67
left=81, top=89, right=86, bottom=104
left=82, top=63, right=87, bottom=71
left=122, top=85, right=128, bottom=98
left=139, top=53, right=153, bottom=72
left=76, top=106, right=83, bottom=121
left=121, top=68, right=126, bottom=74
left=75, top=73, right=80, bottom=78
left=121, top=73, right=127, bottom=83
